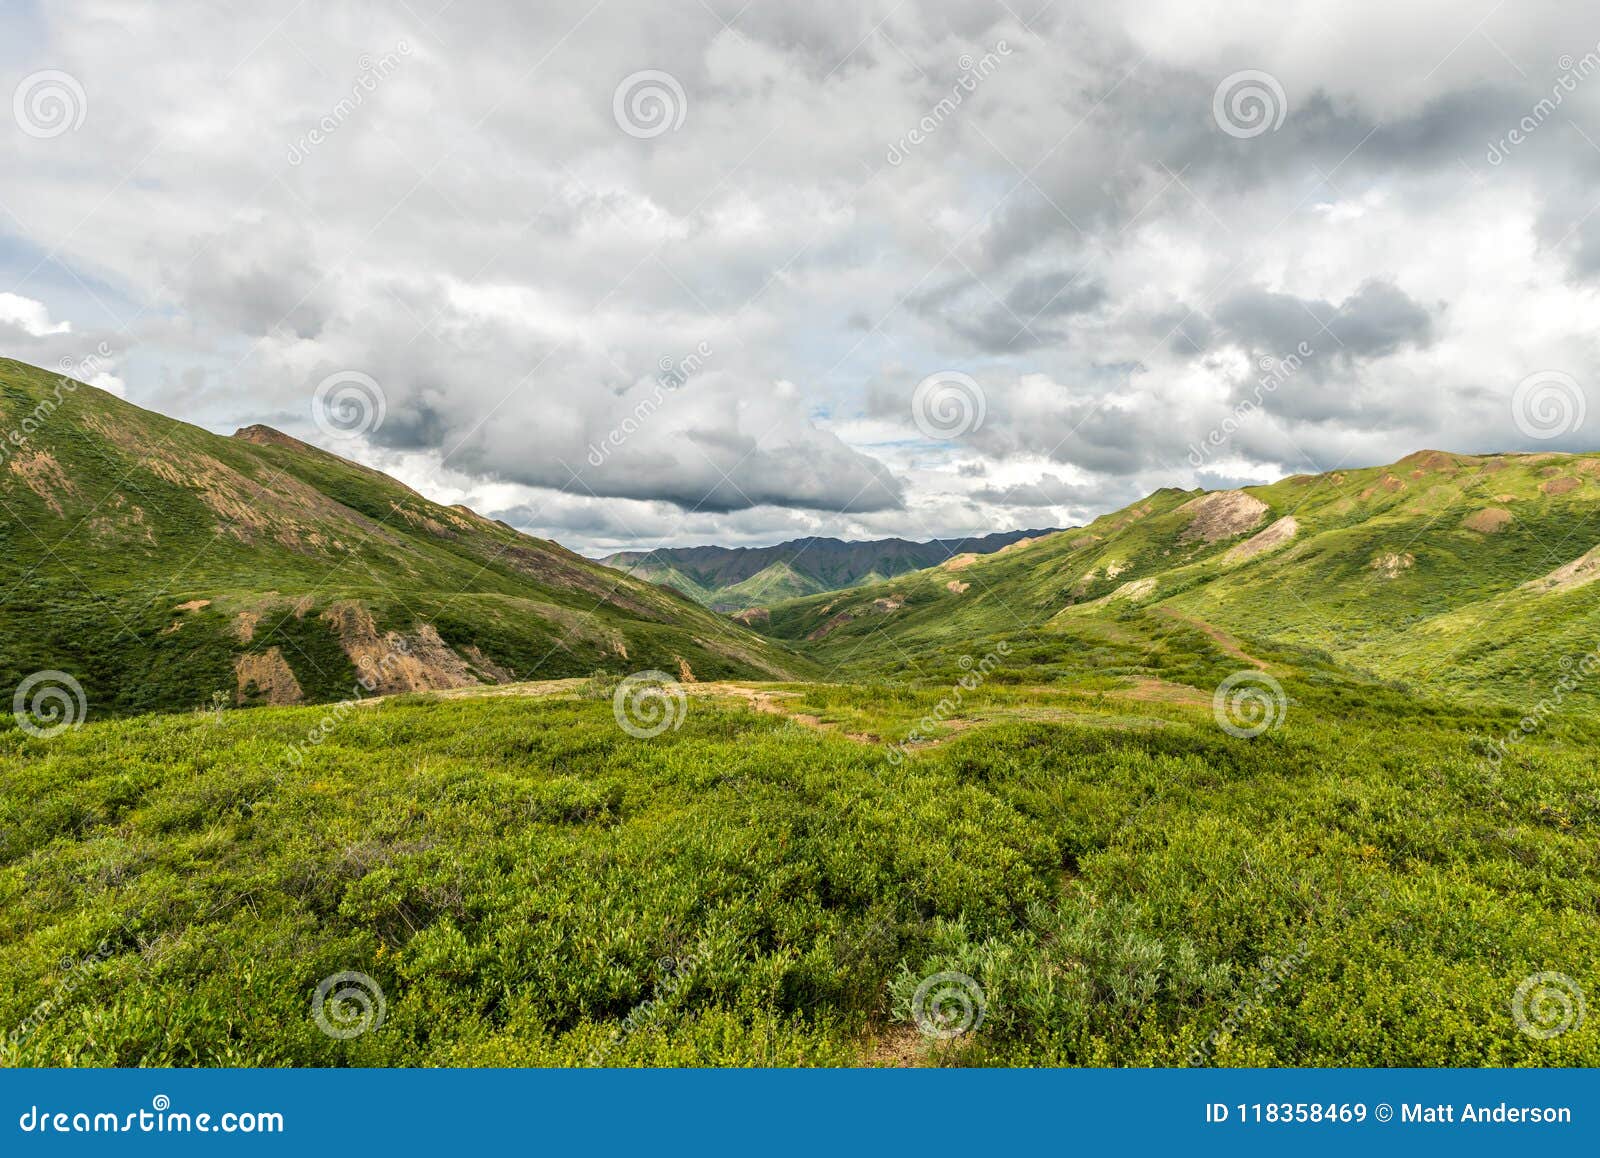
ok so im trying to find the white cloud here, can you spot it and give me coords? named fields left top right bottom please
left=0, top=293, right=71, bottom=337
left=3, top=1, right=1599, bottom=552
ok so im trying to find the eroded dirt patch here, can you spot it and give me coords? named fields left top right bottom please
left=1524, top=545, right=1600, bottom=594
left=1370, top=552, right=1415, bottom=579
left=7, top=450, right=75, bottom=515
left=1461, top=507, right=1513, bottom=534
left=1223, top=516, right=1298, bottom=563
left=320, top=600, right=479, bottom=694
left=1177, top=490, right=1269, bottom=543
left=1105, top=577, right=1157, bottom=602
left=234, top=647, right=304, bottom=706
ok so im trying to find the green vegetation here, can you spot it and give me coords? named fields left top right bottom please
left=2, top=677, right=1595, bottom=1066
left=2, top=360, right=1598, bottom=1067
left=597, top=529, right=1055, bottom=611
left=755, top=450, right=1600, bottom=706
left=0, top=357, right=812, bottom=721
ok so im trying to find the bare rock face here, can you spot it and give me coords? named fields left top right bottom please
left=319, top=600, right=479, bottom=694
left=1177, top=490, right=1269, bottom=543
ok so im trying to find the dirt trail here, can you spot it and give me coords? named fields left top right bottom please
left=695, top=683, right=878, bottom=742
left=1154, top=608, right=1272, bottom=670
left=343, top=676, right=1203, bottom=749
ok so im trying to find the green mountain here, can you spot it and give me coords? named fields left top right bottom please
left=597, top=528, right=1061, bottom=611
left=0, top=356, right=810, bottom=719
left=755, top=449, right=1600, bottom=703
left=5, top=423, right=1599, bottom=1069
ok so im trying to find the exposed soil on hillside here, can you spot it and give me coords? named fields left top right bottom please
left=1223, top=516, right=1298, bottom=563
left=1524, top=545, right=1600, bottom=593
left=1177, top=490, right=1269, bottom=542
left=234, top=648, right=305, bottom=706
left=1371, top=552, right=1415, bottom=579
left=1461, top=507, right=1513, bottom=534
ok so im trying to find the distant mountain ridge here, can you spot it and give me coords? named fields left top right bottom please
left=596, top=529, right=1063, bottom=610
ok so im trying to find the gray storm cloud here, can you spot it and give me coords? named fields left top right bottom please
left=3, top=0, right=1599, bottom=550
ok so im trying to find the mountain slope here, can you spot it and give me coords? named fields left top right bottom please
left=0, top=356, right=811, bottom=719
left=597, top=528, right=1062, bottom=611
left=754, top=450, right=1600, bottom=703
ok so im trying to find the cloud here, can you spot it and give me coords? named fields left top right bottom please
left=1212, top=279, right=1435, bottom=366
left=3, top=0, right=1600, bottom=552
left=0, top=294, right=70, bottom=337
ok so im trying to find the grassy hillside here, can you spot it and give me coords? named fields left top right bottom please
left=2, top=672, right=1594, bottom=1066
left=0, top=357, right=811, bottom=722
left=5, top=400, right=1597, bottom=1069
left=756, top=451, right=1600, bottom=704
left=597, top=529, right=1059, bottom=611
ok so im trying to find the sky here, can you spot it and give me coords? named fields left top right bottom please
left=2, top=0, right=1599, bottom=555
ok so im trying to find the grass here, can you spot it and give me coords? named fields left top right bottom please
left=0, top=357, right=812, bottom=719
left=2, top=673, right=1596, bottom=1067
left=3, top=360, right=1599, bottom=1068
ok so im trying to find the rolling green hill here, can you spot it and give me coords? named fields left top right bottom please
left=597, top=529, right=1060, bottom=611
left=4, top=368, right=1597, bottom=1070
left=755, top=450, right=1600, bottom=704
left=0, top=356, right=811, bottom=720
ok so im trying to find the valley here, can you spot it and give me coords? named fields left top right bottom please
left=2, top=358, right=1598, bottom=1068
